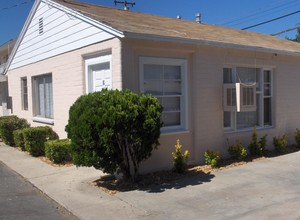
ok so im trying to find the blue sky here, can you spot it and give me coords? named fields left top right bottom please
left=1, top=0, right=300, bottom=46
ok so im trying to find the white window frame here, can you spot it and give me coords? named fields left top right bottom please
left=139, top=57, right=188, bottom=133
left=85, top=54, right=112, bottom=94
left=223, top=67, right=273, bottom=132
left=21, top=77, right=28, bottom=111
left=32, top=73, right=54, bottom=125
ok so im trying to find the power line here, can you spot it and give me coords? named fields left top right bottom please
left=271, top=25, right=300, bottom=36
left=0, top=0, right=33, bottom=11
left=220, top=0, right=300, bottom=26
left=242, top=10, right=300, bottom=30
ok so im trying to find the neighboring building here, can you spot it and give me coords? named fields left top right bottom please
left=0, top=39, right=16, bottom=116
left=4, top=0, right=300, bottom=172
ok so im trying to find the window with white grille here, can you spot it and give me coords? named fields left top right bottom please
left=140, top=57, right=187, bottom=132
left=223, top=67, right=272, bottom=131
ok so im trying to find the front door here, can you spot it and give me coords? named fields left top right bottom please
left=85, top=54, right=112, bottom=94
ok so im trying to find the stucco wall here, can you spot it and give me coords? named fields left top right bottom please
left=6, top=36, right=300, bottom=174
left=7, top=38, right=122, bottom=138
left=121, top=38, right=300, bottom=173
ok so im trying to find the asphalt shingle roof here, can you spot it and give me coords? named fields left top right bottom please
left=52, top=0, right=300, bottom=55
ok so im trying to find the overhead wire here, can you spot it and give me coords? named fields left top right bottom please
left=220, top=0, right=300, bottom=27
left=241, top=10, right=300, bottom=30
left=0, top=0, right=34, bottom=11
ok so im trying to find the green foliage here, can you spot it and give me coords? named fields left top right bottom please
left=204, top=150, right=220, bottom=167
left=23, top=126, right=59, bottom=157
left=295, top=129, right=300, bottom=148
left=0, top=116, right=30, bottom=146
left=13, top=129, right=26, bottom=151
left=45, top=139, right=72, bottom=164
left=66, top=89, right=163, bottom=181
left=227, top=139, right=247, bottom=160
left=273, top=134, right=288, bottom=152
left=171, top=139, right=189, bottom=173
left=248, top=128, right=267, bottom=156
left=286, top=27, right=300, bottom=43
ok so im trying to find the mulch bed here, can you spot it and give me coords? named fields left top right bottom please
left=92, top=145, right=300, bottom=195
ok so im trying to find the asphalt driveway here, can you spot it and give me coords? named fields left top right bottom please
left=0, top=143, right=300, bottom=220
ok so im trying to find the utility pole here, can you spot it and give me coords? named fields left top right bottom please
left=114, top=0, right=135, bottom=10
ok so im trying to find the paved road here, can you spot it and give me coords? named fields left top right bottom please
left=0, top=161, right=78, bottom=220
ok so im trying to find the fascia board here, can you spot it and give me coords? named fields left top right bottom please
left=125, top=32, right=300, bottom=57
left=45, top=0, right=124, bottom=38
left=4, top=0, right=42, bottom=75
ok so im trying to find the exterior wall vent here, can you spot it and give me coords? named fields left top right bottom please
left=39, top=17, right=44, bottom=35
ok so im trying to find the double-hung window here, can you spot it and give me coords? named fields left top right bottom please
left=140, top=57, right=187, bottom=132
left=21, top=77, right=28, bottom=111
left=223, top=67, right=273, bottom=131
left=33, top=74, right=53, bottom=120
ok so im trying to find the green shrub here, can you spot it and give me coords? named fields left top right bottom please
left=66, top=89, right=162, bottom=181
left=0, top=116, right=30, bottom=146
left=45, top=139, right=72, bottom=164
left=23, top=126, right=58, bottom=157
left=295, top=129, right=300, bottom=147
left=13, top=129, right=26, bottom=151
left=204, top=150, right=220, bottom=167
left=227, top=140, right=247, bottom=160
left=172, top=139, right=189, bottom=173
left=273, top=134, right=288, bottom=152
left=248, top=127, right=267, bottom=156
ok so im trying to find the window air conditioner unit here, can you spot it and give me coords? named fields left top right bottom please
left=223, top=83, right=256, bottom=112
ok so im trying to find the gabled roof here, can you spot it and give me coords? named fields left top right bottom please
left=52, top=0, right=300, bottom=56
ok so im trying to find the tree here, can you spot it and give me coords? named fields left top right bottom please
left=287, top=27, right=300, bottom=43
left=66, top=89, right=162, bottom=181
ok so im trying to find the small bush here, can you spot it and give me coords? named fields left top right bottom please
left=0, top=116, right=30, bottom=146
left=13, top=129, right=26, bottom=151
left=45, top=139, right=72, bottom=164
left=248, top=127, right=267, bottom=156
left=227, top=140, right=247, bottom=160
left=273, top=134, right=288, bottom=152
left=204, top=150, right=220, bottom=167
left=23, top=126, right=58, bottom=157
left=295, top=129, right=300, bottom=147
left=171, top=139, right=189, bottom=173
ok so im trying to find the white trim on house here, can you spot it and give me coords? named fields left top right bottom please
left=4, top=0, right=124, bottom=73
left=125, top=32, right=300, bottom=57
left=85, top=53, right=112, bottom=94
left=139, top=56, right=188, bottom=134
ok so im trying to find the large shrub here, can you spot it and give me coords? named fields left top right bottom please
left=0, top=115, right=30, bottom=146
left=23, top=126, right=58, bottom=156
left=13, top=129, right=26, bottom=151
left=66, top=89, right=162, bottom=181
left=45, top=139, right=72, bottom=164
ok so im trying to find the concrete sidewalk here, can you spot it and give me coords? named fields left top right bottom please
left=1, top=142, right=300, bottom=220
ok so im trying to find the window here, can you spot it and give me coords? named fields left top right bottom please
left=33, top=74, right=53, bottom=119
left=140, top=57, right=187, bottom=132
left=21, top=77, right=28, bottom=110
left=223, top=67, right=272, bottom=131
left=85, top=54, right=112, bottom=94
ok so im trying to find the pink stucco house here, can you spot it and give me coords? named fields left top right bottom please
left=3, top=0, right=300, bottom=172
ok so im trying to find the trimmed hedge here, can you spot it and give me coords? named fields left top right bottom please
left=45, top=139, right=72, bottom=164
left=23, top=126, right=58, bottom=157
left=0, top=116, right=30, bottom=146
left=13, top=129, right=26, bottom=151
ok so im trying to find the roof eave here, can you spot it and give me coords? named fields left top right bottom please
left=124, top=32, right=300, bottom=57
